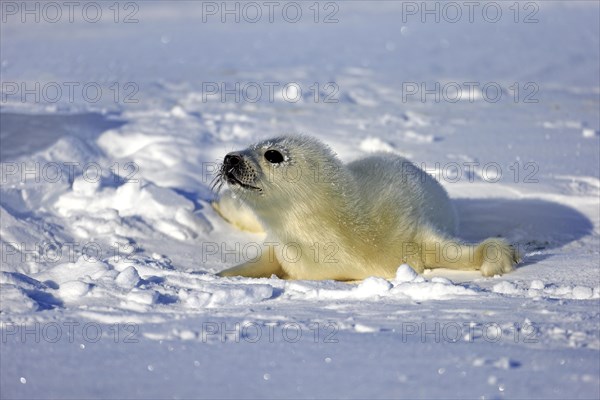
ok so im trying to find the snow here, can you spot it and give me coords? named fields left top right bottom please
left=1, top=1, right=599, bottom=399
left=395, top=263, right=420, bottom=282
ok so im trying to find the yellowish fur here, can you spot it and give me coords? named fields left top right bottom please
left=215, top=135, right=520, bottom=280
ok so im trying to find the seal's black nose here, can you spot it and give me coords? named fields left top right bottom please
left=224, top=153, right=242, bottom=168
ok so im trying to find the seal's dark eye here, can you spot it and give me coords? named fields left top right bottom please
left=264, top=149, right=284, bottom=164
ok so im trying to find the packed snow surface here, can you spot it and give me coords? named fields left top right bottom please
left=1, top=2, right=599, bottom=399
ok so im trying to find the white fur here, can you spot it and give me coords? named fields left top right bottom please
left=215, top=135, right=519, bottom=280
left=212, top=191, right=263, bottom=233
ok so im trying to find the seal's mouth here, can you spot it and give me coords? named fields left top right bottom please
left=225, top=171, right=262, bottom=191
left=210, top=152, right=262, bottom=193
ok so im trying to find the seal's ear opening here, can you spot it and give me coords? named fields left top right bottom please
left=264, top=149, right=284, bottom=164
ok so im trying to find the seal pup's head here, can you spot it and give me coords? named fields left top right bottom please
left=215, top=135, right=353, bottom=222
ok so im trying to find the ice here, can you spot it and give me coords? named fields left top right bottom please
left=572, top=286, right=594, bottom=300
left=115, top=266, right=141, bottom=290
left=529, top=280, right=545, bottom=290
left=394, top=264, right=419, bottom=282
left=57, top=281, right=91, bottom=301
left=1, top=1, right=599, bottom=399
left=582, top=128, right=599, bottom=138
left=492, top=281, right=521, bottom=295
left=354, top=277, right=393, bottom=297
left=359, top=137, right=397, bottom=154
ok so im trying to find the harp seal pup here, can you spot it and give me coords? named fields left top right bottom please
left=213, top=135, right=519, bottom=280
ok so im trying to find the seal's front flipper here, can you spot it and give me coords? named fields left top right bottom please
left=217, top=245, right=285, bottom=278
left=212, top=190, right=264, bottom=233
